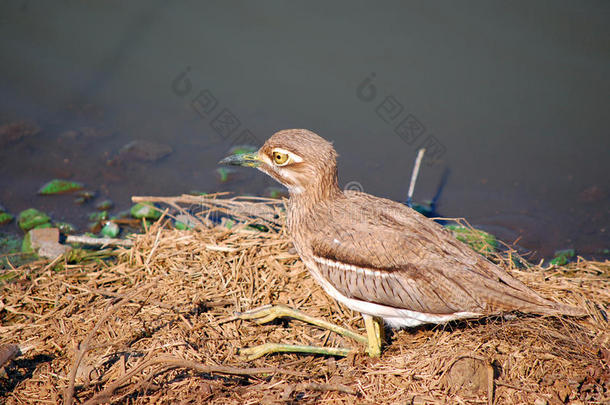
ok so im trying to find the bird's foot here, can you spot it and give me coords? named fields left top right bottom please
left=235, top=304, right=369, bottom=360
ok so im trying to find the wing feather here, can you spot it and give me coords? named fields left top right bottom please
left=307, top=193, right=555, bottom=315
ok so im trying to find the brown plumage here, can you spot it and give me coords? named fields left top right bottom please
left=226, top=129, right=584, bottom=331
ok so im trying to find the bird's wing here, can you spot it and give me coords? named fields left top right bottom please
left=309, top=195, right=552, bottom=315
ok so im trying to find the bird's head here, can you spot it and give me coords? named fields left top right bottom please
left=219, top=129, right=340, bottom=197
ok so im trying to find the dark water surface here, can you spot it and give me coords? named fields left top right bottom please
left=1, top=1, right=608, bottom=259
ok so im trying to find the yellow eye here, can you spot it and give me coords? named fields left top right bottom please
left=272, top=151, right=289, bottom=165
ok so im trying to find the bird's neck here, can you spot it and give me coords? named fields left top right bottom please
left=287, top=175, right=343, bottom=212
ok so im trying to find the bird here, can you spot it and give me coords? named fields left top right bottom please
left=219, top=129, right=585, bottom=359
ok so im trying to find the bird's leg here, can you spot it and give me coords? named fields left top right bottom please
left=237, top=342, right=354, bottom=361
left=362, top=314, right=384, bottom=357
left=235, top=304, right=368, bottom=360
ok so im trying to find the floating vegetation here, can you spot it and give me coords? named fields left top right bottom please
left=0, top=212, right=13, bottom=226
left=130, top=203, right=162, bottom=220
left=550, top=249, right=576, bottom=266
left=38, top=179, right=84, bottom=195
left=101, top=221, right=120, bottom=238
left=17, top=208, right=51, bottom=232
left=445, top=224, right=498, bottom=255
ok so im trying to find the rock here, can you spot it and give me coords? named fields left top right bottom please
left=550, top=249, right=576, bottom=266
left=0, top=212, right=14, bottom=226
left=445, top=224, right=498, bottom=254
left=17, top=208, right=51, bottom=232
left=24, top=228, right=71, bottom=259
left=441, top=357, right=492, bottom=395
left=118, top=140, right=172, bottom=162
left=100, top=222, right=120, bottom=238
left=95, top=200, right=114, bottom=211
left=0, top=121, right=41, bottom=147
left=130, top=203, right=161, bottom=220
left=38, top=179, right=84, bottom=195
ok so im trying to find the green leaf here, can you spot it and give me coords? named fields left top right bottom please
left=445, top=224, right=498, bottom=255
left=0, top=212, right=14, bottom=225
left=38, top=179, right=84, bottom=195
left=130, top=203, right=161, bottom=220
left=17, top=208, right=51, bottom=232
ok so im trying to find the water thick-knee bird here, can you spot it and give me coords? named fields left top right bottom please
left=220, top=129, right=585, bottom=358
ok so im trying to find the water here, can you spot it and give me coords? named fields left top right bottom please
left=1, top=1, right=608, bottom=259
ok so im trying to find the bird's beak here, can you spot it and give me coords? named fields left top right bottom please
left=218, top=152, right=261, bottom=168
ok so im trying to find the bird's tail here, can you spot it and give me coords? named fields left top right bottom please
left=532, top=300, right=588, bottom=317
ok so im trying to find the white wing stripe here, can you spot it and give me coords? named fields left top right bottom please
left=312, top=255, right=393, bottom=279
left=305, top=256, right=482, bottom=328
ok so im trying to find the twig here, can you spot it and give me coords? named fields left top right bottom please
left=65, top=235, right=133, bottom=247
left=132, top=194, right=283, bottom=227
left=406, top=148, right=425, bottom=207
left=131, top=192, right=230, bottom=203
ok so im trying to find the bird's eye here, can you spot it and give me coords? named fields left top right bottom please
left=272, top=151, right=289, bottom=165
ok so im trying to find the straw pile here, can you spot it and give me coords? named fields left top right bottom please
left=0, top=195, right=608, bottom=404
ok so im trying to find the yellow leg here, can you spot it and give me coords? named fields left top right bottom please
left=235, top=304, right=368, bottom=360
left=363, top=314, right=384, bottom=357
left=239, top=343, right=354, bottom=361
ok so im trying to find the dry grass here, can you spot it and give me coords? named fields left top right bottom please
left=0, top=194, right=608, bottom=404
